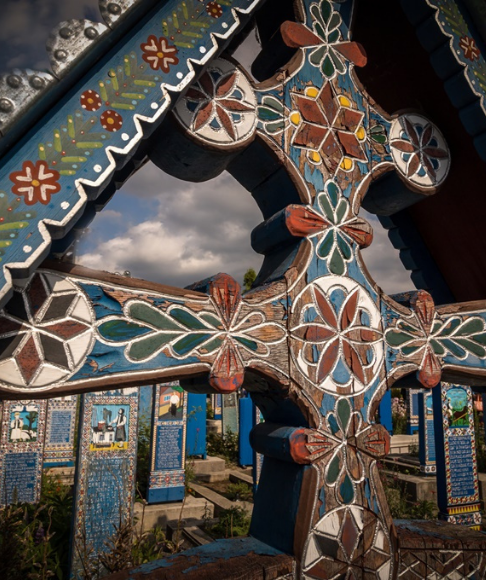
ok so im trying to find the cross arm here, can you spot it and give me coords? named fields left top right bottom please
left=384, top=290, right=486, bottom=389
left=0, top=262, right=289, bottom=399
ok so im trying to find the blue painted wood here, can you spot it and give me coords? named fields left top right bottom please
left=379, top=390, right=393, bottom=435
left=238, top=396, right=254, bottom=466
left=186, top=393, right=207, bottom=459
left=432, top=383, right=482, bottom=528
left=418, top=391, right=436, bottom=475
left=146, top=382, right=186, bottom=504
left=406, top=389, right=422, bottom=435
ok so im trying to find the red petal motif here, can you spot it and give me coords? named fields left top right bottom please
left=216, top=105, right=237, bottom=140
left=209, top=338, right=244, bottom=393
left=317, top=338, right=340, bottom=382
left=209, top=273, right=241, bottom=327
left=411, top=290, right=436, bottom=335
left=194, top=101, right=215, bottom=132
left=334, top=41, right=368, bottom=67
left=218, top=99, right=254, bottom=112
left=280, top=21, right=322, bottom=48
left=285, top=205, right=329, bottom=237
left=215, top=71, right=238, bottom=97
left=418, top=345, right=442, bottom=388
left=341, top=219, right=373, bottom=248
left=341, top=289, right=359, bottom=331
left=314, top=286, right=338, bottom=329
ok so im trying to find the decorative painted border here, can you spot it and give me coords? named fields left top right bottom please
left=0, top=0, right=264, bottom=309
left=401, top=0, right=486, bottom=159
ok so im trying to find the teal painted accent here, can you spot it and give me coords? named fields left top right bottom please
left=235, top=336, right=259, bottom=352
left=171, top=309, right=209, bottom=330
left=200, top=313, right=223, bottom=329
left=129, top=333, right=179, bottom=361
left=327, top=453, right=341, bottom=484
left=337, top=398, right=350, bottom=432
left=172, top=333, right=212, bottom=356
left=339, top=474, right=354, bottom=504
left=130, top=302, right=181, bottom=331
left=98, top=319, right=151, bottom=341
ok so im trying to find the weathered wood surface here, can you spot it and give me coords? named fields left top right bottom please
left=104, top=538, right=294, bottom=580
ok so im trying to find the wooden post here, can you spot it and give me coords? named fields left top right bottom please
left=418, top=391, right=436, bottom=475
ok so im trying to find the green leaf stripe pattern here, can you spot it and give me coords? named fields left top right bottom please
left=97, top=299, right=259, bottom=362
left=386, top=314, right=486, bottom=360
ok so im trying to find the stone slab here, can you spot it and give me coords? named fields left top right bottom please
left=382, top=470, right=437, bottom=503
left=390, top=434, right=419, bottom=454
left=206, top=420, right=222, bottom=435
left=229, top=470, right=253, bottom=486
left=192, top=456, right=226, bottom=476
left=191, top=482, right=253, bottom=517
left=134, top=495, right=214, bottom=532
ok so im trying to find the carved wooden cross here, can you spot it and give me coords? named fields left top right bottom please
left=1, top=1, right=486, bottom=578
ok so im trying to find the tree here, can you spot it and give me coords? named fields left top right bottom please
left=243, top=268, right=256, bottom=292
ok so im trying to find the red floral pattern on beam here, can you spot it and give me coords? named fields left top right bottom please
left=10, top=161, right=61, bottom=206
left=141, top=35, right=179, bottom=73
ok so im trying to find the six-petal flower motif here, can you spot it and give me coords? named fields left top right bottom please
left=10, top=160, right=61, bottom=206
left=289, top=84, right=368, bottom=172
left=390, top=117, right=448, bottom=183
left=184, top=69, right=255, bottom=141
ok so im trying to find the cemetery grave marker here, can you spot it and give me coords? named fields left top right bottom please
left=239, top=394, right=254, bottom=466
left=0, top=399, right=47, bottom=505
left=211, top=394, right=222, bottom=420
left=406, top=388, right=422, bottom=435
left=186, top=392, right=207, bottom=459
left=70, top=388, right=139, bottom=578
left=43, top=395, right=77, bottom=468
left=222, top=392, right=239, bottom=438
left=147, top=382, right=187, bottom=504
left=433, top=383, right=482, bottom=529
left=418, top=391, right=436, bottom=475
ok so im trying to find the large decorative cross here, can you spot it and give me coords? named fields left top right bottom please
left=1, top=0, right=486, bottom=578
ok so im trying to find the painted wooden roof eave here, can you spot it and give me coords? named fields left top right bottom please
left=401, top=0, right=486, bottom=161
left=0, top=0, right=165, bottom=158
left=0, top=0, right=266, bottom=309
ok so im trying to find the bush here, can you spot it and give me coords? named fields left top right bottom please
left=136, top=412, right=152, bottom=499
left=392, top=397, right=407, bottom=435
left=210, top=506, right=250, bottom=539
left=226, top=482, right=253, bottom=502
left=207, top=428, right=238, bottom=464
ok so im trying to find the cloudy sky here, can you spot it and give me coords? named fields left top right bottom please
left=0, top=0, right=413, bottom=294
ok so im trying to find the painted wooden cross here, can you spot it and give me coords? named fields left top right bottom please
left=1, top=0, right=486, bottom=578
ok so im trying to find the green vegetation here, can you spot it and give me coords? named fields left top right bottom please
left=208, top=506, right=251, bottom=539
left=207, top=428, right=238, bottom=464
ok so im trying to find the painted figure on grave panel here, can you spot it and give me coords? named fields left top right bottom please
left=446, top=387, right=469, bottom=428
left=90, top=404, right=130, bottom=450
left=9, top=404, right=39, bottom=442
left=158, top=385, right=184, bottom=421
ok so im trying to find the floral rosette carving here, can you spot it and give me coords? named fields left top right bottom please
left=285, top=180, right=373, bottom=275
left=97, top=274, right=285, bottom=393
left=174, top=58, right=257, bottom=146
left=386, top=291, right=486, bottom=388
left=291, top=278, right=383, bottom=395
left=280, top=0, right=367, bottom=78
